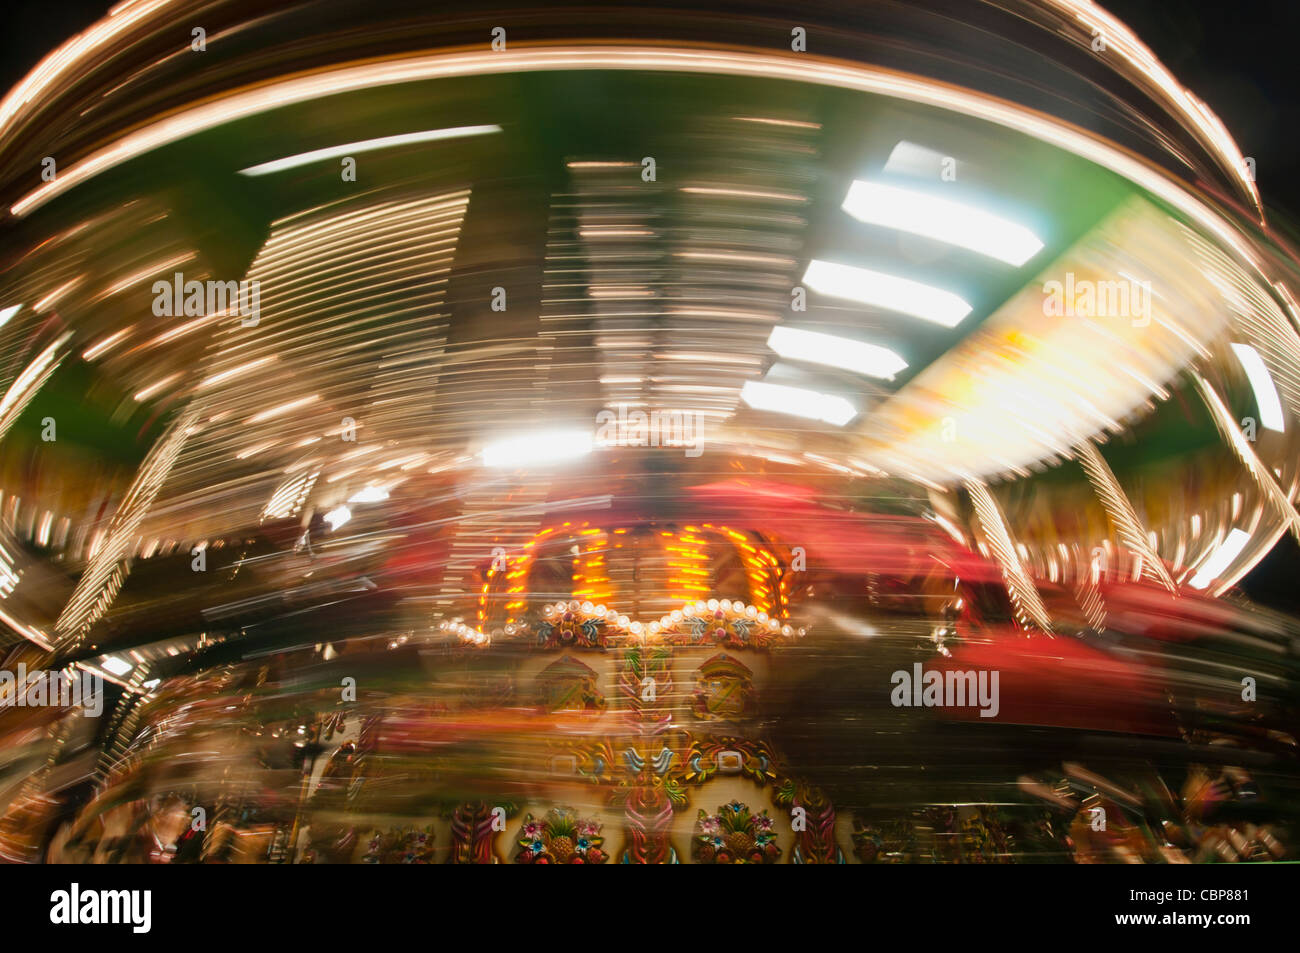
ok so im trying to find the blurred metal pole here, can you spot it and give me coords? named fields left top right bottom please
left=52, top=407, right=200, bottom=652
left=1193, top=371, right=1300, bottom=544
left=1075, top=440, right=1177, bottom=592
left=964, top=478, right=1053, bottom=633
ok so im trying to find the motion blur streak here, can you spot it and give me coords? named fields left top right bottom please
left=0, top=0, right=1297, bottom=865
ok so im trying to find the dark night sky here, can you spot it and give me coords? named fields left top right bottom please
left=2, top=0, right=1298, bottom=607
left=1, top=1, right=110, bottom=89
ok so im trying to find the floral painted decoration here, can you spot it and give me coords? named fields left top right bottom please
left=693, top=801, right=780, bottom=864
left=533, top=602, right=611, bottom=649
left=660, top=599, right=803, bottom=650
left=515, top=808, right=607, bottom=864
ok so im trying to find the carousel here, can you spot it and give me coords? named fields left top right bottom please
left=0, top=0, right=1297, bottom=863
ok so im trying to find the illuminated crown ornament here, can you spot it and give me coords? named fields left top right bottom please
left=535, top=601, right=617, bottom=649
left=437, top=619, right=490, bottom=646
left=457, top=598, right=808, bottom=649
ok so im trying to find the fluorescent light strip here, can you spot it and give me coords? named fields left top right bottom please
left=238, top=125, right=502, bottom=176
left=0, top=304, right=21, bottom=328
left=882, top=140, right=951, bottom=179
left=324, top=505, right=352, bottom=530
left=1188, top=528, right=1251, bottom=589
left=246, top=394, right=319, bottom=424
left=740, top=380, right=857, bottom=426
left=198, top=356, right=276, bottom=390
left=99, top=251, right=196, bottom=299
left=733, top=116, right=821, bottom=129
left=33, top=277, right=82, bottom=312
left=1230, top=342, right=1285, bottom=432
left=82, top=328, right=131, bottom=360
left=803, top=259, right=972, bottom=327
left=767, top=326, right=907, bottom=380
left=482, top=430, right=593, bottom=468
left=680, top=186, right=806, bottom=203
left=100, top=655, right=133, bottom=677
left=842, top=180, right=1043, bottom=266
